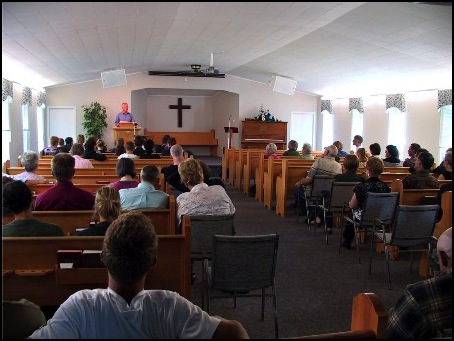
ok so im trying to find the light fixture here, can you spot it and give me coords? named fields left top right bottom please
left=191, top=64, right=201, bottom=72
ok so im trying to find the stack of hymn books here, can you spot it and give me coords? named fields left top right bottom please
left=57, top=250, right=105, bottom=268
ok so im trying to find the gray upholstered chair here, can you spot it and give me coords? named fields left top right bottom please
left=369, top=204, right=439, bottom=289
left=203, top=233, right=279, bottom=338
left=317, top=181, right=361, bottom=245
left=340, top=192, right=400, bottom=264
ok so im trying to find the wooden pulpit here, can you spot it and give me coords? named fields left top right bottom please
left=224, top=126, right=238, bottom=149
left=113, top=122, right=142, bottom=142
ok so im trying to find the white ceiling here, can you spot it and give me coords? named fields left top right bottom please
left=2, top=2, right=452, bottom=98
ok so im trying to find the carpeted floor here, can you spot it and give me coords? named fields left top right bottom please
left=190, top=182, right=430, bottom=339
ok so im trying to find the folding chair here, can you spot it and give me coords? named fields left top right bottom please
left=369, top=205, right=439, bottom=289
left=339, top=192, right=399, bottom=264
left=203, top=233, right=279, bottom=338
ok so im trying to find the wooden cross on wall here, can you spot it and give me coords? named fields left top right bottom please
left=169, top=98, right=191, bottom=127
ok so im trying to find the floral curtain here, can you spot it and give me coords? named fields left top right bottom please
left=22, top=87, right=32, bottom=105
left=2, top=78, right=13, bottom=101
left=37, top=91, right=46, bottom=107
left=438, top=89, right=452, bottom=109
left=349, top=97, right=363, bottom=112
left=321, top=100, right=332, bottom=113
left=386, top=93, right=406, bottom=112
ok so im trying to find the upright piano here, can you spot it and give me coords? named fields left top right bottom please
left=241, top=120, right=287, bottom=149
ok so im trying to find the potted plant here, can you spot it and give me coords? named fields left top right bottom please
left=82, top=101, right=108, bottom=139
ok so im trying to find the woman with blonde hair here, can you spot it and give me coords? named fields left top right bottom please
left=77, top=186, right=121, bottom=236
left=176, top=158, right=235, bottom=225
left=356, top=147, right=368, bottom=167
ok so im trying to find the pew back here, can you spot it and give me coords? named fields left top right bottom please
left=3, top=196, right=177, bottom=235
left=2, top=217, right=191, bottom=306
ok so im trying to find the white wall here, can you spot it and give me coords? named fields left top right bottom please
left=4, top=72, right=449, bottom=166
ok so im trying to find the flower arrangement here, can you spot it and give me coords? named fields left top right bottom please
left=254, top=105, right=277, bottom=122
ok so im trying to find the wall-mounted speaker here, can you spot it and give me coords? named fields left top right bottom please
left=101, top=69, right=127, bottom=88
left=270, top=75, right=297, bottom=95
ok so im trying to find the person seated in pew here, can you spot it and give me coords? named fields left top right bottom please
left=356, top=147, right=368, bottom=168
left=117, top=141, right=139, bottom=159
left=161, top=144, right=189, bottom=194
left=42, top=135, right=61, bottom=156
left=341, top=157, right=390, bottom=250
left=382, top=144, right=402, bottom=167
left=77, top=186, right=121, bottom=236
left=2, top=180, right=64, bottom=237
left=432, top=147, right=452, bottom=177
left=176, top=158, right=235, bottom=226
left=83, top=137, right=107, bottom=161
left=387, top=227, right=452, bottom=339
left=12, top=150, right=47, bottom=185
left=62, top=136, right=73, bottom=153
left=29, top=212, right=249, bottom=339
left=34, top=153, right=95, bottom=211
left=109, top=158, right=139, bottom=192
left=70, top=143, right=94, bottom=169
left=333, top=140, right=348, bottom=158
left=335, top=155, right=364, bottom=183
left=283, top=140, right=300, bottom=157
left=140, top=139, right=161, bottom=159
left=402, top=151, right=439, bottom=189
left=264, top=142, right=280, bottom=160
left=437, top=151, right=452, bottom=181
left=299, top=142, right=314, bottom=160
left=368, top=142, right=382, bottom=159
left=402, top=142, right=421, bottom=169
left=132, top=135, right=146, bottom=157
left=119, top=165, right=169, bottom=210
left=96, top=138, right=107, bottom=154
left=154, top=134, right=170, bottom=154
left=293, top=145, right=342, bottom=220
left=109, top=137, right=124, bottom=154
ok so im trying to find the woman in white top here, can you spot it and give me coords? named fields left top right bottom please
left=176, top=158, right=235, bottom=225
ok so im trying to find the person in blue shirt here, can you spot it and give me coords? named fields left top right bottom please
left=114, top=102, right=135, bottom=127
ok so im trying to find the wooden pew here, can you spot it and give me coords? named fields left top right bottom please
left=24, top=158, right=174, bottom=169
left=275, top=159, right=311, bottom=218
left=3, top=196, right=177, bottom=236
left=228, top=148, right=240, bottom=186
left=283, top=292, right=387, bottom=339
left=391, top=179, right=441, bottom=205
left=144, top=129, right=219, bottom=156
left=243, top=149, right=264, bottom=196
left=2, top=216, right=191, bottom=306
left=263, top=158, right=315, bottom=210
left=6, top=167, right=119, bottom=176
left=434, top=190, right=452, bottom=239
left=221, top=147, right=234, bottom=181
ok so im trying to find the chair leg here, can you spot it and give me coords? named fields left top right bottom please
left=261, top=288, right=265, bottom=321
left=355, top=224, right=361, bottom=264
left=385, top=247, right=392, bottom=290
left=272, top=285, right=279, bottom=339
left=369, top=233, right=375, bottom=275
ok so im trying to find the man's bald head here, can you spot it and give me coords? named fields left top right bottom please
left=437, top=227, right=452, bottom=271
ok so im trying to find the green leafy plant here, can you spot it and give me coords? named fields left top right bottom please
left=82, top=101, right=108, bottom=139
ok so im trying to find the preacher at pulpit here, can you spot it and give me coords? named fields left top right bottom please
left=114, top=102, right=135, bottom=127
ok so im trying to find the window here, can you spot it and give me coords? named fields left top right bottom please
left=387, top=107, right=406, bottom=160
left=37, top=105, right=45, bottom=152
left=22, top=104, right=30, bottom=153
left=439, top=105, right=452, bottom=162
left=2, top=97, right=12, bottom=165
left=350, top=109, right=363, bottom=148
left=321, top=110, right=333, bottom=148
